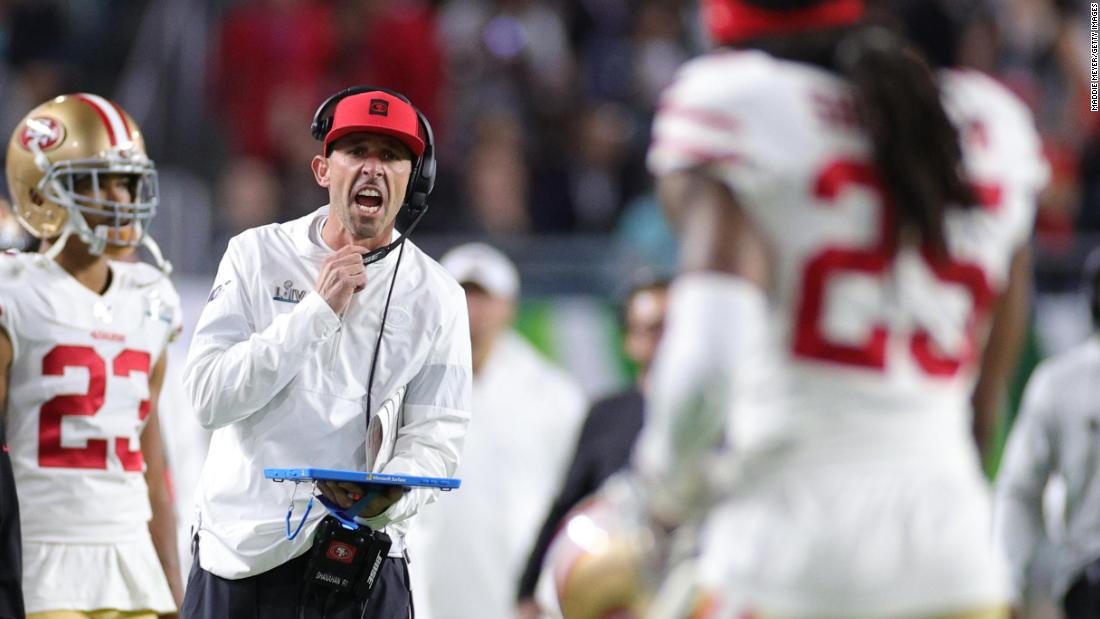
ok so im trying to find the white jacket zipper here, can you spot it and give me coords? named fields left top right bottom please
left=328, top=323, right=343, bottom=367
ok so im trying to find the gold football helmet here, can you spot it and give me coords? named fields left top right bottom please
left=5, top=93, right=166, bottom=267
left=545, top=476, right=665, bottom=619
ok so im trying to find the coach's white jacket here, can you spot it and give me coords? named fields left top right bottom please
left=184, top=206, right=472, bottom=579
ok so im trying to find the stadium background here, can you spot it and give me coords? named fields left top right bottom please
left=0, top=0, right=1093, bottom=612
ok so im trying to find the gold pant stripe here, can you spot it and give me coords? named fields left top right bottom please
left=730, top=606, right=1010, bottom=619
left=28, top=610, right=159, bottom=619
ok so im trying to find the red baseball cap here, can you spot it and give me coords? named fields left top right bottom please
left=323, top=91, right=426, bottom=157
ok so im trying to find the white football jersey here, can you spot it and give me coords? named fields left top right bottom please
left=0, top=252, right=181, bottom=543
left=648, top=51, right=1048, bottom=465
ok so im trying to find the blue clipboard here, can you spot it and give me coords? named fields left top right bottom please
left=264, top=467, right=461, bottom=490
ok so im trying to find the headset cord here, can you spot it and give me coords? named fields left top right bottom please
left=365, top=240, right=406, bottom=430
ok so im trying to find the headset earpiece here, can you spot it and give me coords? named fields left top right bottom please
left=309, top=114, right=330, bottom=142
left=405, top=112, right=436, bottom=218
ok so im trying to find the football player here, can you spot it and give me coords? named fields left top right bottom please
left=552, top=1, right=1047, bottom=618
left=0, top=94, right=183, bottom=618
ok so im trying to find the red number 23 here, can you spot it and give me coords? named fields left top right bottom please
left=39, top=344, right=151, bottom=471
left=793, top=159, right=996, bottom=377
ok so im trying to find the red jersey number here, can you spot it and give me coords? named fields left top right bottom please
left=792, top=159, right=995, bottom=376
left=39, top=345, right=151, bottom=471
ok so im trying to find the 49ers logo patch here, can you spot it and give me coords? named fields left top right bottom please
left=369, top=99, right=389, bottom=116
left=326, top=541, right=357, bottom=564
left=19, top=116, right=65, bottom=152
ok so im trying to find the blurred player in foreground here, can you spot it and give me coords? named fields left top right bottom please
left=0, top=93, right=182, bottom=617
left=547, top=0, right=1048, bottom=617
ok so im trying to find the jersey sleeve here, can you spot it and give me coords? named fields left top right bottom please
left=0, top=253, right=28, bottom=359
left=986, top=89, right=1047, bottom=251
left=942, top=70, right=1049, bottom=250
left=647, top=52, right=783, bottom=202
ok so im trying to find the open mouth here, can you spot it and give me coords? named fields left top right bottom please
left=354, top=187, right=383, bottom=213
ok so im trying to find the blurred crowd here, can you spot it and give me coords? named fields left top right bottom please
left=0, top=0, right=1095, bottom=282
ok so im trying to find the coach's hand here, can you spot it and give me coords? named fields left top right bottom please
left=318, top=481, right=406, bottom=518
left=315, top=244, right=369, bottom=315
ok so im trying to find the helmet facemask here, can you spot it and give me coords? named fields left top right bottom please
left=35, top=146, right=158, bottom=257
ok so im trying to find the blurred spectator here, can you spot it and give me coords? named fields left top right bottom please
left=994, top=0, right=1088, bottom=247
left=211, top=157, right=281, bottom=254
left=1041, top=143, right=1082, bottom=253
left=465, top=113, right=532, bottom=235
left=1079, top=136, right=1100, bottom=235
left=956, top=4, right=1000, bottom=73
left=409, top=242, right=587, bottom=619
left=0, top=1, right=70, bottom=141
left=530, top=100, right=646, bottom=232
left=332, top=0, right=447, bottom=140
left=630, top=0, right=691, bottom=108
left=147, top=168, right=216, bottom=274
left=615, top=190, right=678, bottom=274
left=887, top=0, right=964, bottom=67
left=567, top=0, right=632, bottom=101
left=209, top=0, right=335, bottom=159
left=437, top=0, right=575, bottom=178
left=450, top=0, right=574, bottom=107
left=515, top=275, right=669, bottom=619
left=267, top=84, right=326, bottom=168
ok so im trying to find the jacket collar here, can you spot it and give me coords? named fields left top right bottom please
left=283, top=205, right=405, bottom=267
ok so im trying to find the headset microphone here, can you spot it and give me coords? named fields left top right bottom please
left=360, top=208, right=427, bottom=266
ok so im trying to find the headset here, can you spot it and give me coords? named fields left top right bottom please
left=310, top=85, right=436, bottom=265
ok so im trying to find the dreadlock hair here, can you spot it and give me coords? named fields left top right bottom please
left=736, top=4, right=975, bottom=258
